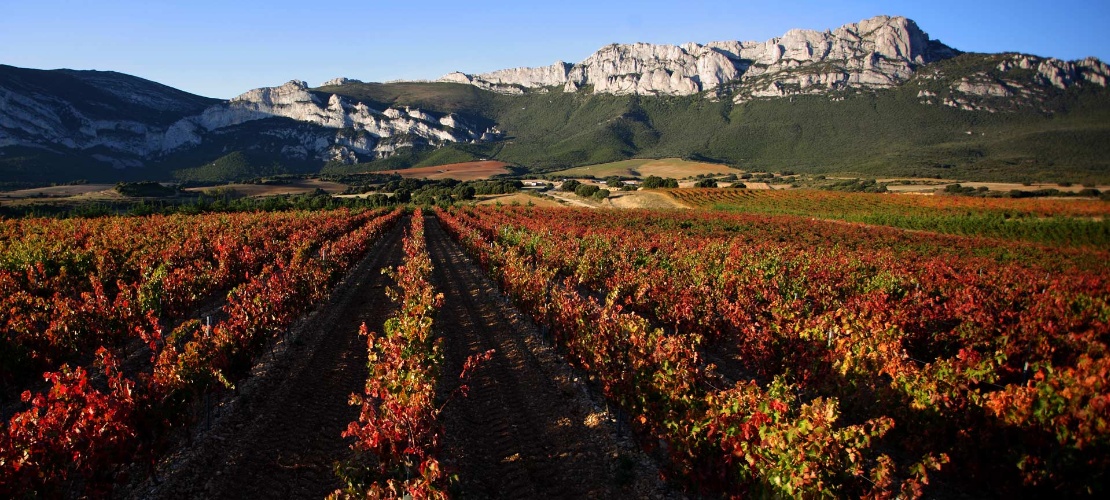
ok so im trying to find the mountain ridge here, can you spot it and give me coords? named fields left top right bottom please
left=2, top=14, right=1109, bottom=184
left=433, top=16, right=963, bottom=97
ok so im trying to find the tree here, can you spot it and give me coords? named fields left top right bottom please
left=453, top=185, right=476, bottom=200
left=694, top=178, right=718, bottom=188
left=642, top=176, right=678, bottom=189
left=561, top=179, right=581, bottom=192
left=574, top=184, right=600, bottom=198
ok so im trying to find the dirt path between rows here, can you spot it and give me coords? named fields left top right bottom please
left=426, top=215, right=675, bottom=499
left=128, top=217, right=408, bottom=499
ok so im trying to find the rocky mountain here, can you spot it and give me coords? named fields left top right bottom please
left=0, top=66, right=494, bottom=182
left=2, top=14, right=1109, bottom=185
left=166, top=80, right=494, bottom=163
left=437, top=15, right=1108, bottom=104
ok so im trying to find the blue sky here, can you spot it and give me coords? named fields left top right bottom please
left=1, top=0, right=1107, bottom=99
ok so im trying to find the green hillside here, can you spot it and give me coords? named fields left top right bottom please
left=321, top=53, right=1110, bottom=184
left=5, top=53, right=1109, bottom=185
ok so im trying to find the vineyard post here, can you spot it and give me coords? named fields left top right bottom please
left=616, top=405, right=624, bottom=438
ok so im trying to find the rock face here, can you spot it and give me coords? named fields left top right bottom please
left=0, top=68, right=493, bottom=168
left=437, top=15, right=1107, bottom=104
left=913, top=53, right=1110, bottom=112
left=320, top=77, right=362, bottom=87
left=439, top=15, right=956, bottom=97
left=165, top=80, right=488, bottom=160
left=0, top=65, right=218, bottom=167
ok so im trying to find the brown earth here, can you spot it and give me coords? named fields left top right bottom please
left=122, top=214, right=675, bottom=499
left=183, top=179, right=348, bottom=197
left=475, top=192, right=564, bottom=207
left=378, top=161, right=513, bottom=181
left=425, top=215, right=674, bottom=499
left=127, top=218, right=407, bottom=499
left=603, top=191, right=689, bottom=210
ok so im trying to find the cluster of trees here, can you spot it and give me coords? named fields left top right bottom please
left=560, top=180, right=611, bottom=201
left=945, top=183, right=1108, bottom=200
left=113, top=182, right=177, bottom=197
left=828, top=178, right=889, bottom=193
left=401, top=179, right=524, bottom=205
left=641, top=176, right=679, bottom=189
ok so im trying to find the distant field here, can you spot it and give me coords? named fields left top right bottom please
left=882, top=180, right=1110, bottom=194
left=378, top=161, right=512, bottom=181
left=0, top=184, right=115, bottom=198
left=184, top=179, right=347, bottom=197
left=551, top=158, right=742, bottom=179
left=0, top=184, right=123, bottom=206
left=667, top=188, right=1110, bottom=248
left=475, top=192, right=563, bottom=207
left=604, top=190, right=689, bottom=209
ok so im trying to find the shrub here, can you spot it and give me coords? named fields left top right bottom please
left=575, top=184, right=600, bottom=198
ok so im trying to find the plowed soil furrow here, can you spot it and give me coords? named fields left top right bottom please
left=426, top=215, right=667, bottom=499
left=131, top=218, right=408, bottom=499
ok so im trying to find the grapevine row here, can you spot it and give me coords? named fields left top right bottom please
left=437, top=205, right=1109, bottom=496
left=0, top=210, right=379, bottom=388
left=0, top=208, right=402, bottom=496
left=435, top=207, right=915, bottom=497
left=333, top=210, right=449, bottom=499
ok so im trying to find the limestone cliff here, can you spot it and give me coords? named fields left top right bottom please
left=437, top=15, right=1106, bottom=103
left=0, top=71, right=493, bottom=168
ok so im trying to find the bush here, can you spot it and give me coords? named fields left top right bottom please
left=115, top=181, right=176, bottom=197
left=574, top=184, right=600, bottom=198
left=561, top=179, right=581, bottom=192
left=642, top=176, right=679, bottom=189
left=694, top=178, right=718, bottom=188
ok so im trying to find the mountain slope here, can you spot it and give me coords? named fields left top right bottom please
left=439, top=16, right=955, bottom=96
left=324, top=62, right=1110, bottom=183
left=2, top=14, right=1109, bottom=184
left=1, top=73, right=496, bottom=183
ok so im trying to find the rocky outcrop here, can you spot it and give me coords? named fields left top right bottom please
left=437, top=14, right=1107, bottom=108
left=320, top=77, right=362, bottom=87
left=0, top=72, right=494, bottom=166
left=912, top=53, right=1110, bottom=112
left=439, top=15, right=958, bottom=98
left=0, top=66, right=217, bottom=167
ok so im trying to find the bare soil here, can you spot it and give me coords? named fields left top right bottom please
left=475, top=192, right=564, bottom=207
left=551, top=158, right=742, bottom=179
left=378, top=161, right=513, bottom=181
left=120, top=214, right=675, bottom=499
left=604, top=191, right=689, bottom=210
left=127, top=218, right=408, bottom=499
left=182, top=179, right=348, bottom=197
left=426, top=215, right=675, bottom=499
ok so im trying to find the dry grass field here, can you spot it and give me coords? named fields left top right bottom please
left=551, top=158, right=742, bottom=179
left=182, top=179, right=347, bottom=197
left=378, top=161, right=513, bottom=181
left=603, top=190, right=690, bottom=209
left=475, top=192, right=563, bottom=207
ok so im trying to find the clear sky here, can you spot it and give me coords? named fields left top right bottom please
left=1, top=0, right=1107, bottom=99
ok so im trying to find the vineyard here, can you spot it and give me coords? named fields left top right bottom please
left=436, top=205, right=1109, bottom=497
left=666, top=188, right=1110, bottom=248
left=1, top=200, right=1107, bottom=498
left=0, top=208, right=403, bottom=495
